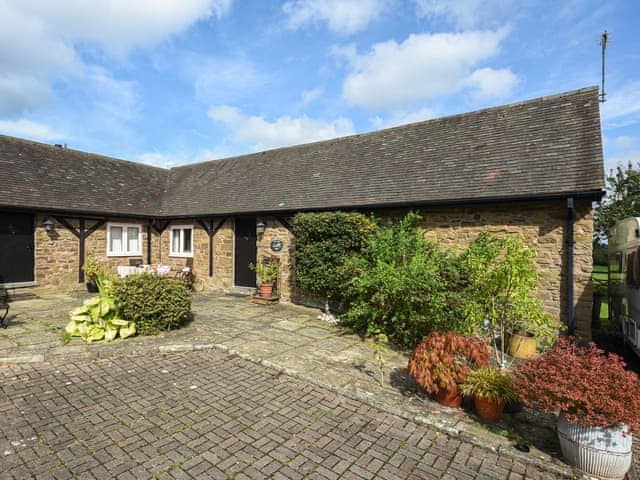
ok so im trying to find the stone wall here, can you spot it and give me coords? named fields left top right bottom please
left=272, top=200, right=594, bottom=339
left=33, top=216, right=235, bottom=292
left=32, top=199, right=594, bottom=337
left=256, top=216, right=294, bottom=300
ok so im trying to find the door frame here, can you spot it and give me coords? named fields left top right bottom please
left=0, top=211, right=36, bottom=287
left=233, top=216, right=257, bottom=288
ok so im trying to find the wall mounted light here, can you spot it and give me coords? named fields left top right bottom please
left=43, top=218, right=55, bottom=232
left=256, top=221, right=266, bottom=237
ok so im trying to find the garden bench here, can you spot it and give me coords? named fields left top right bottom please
left=0, top=287, right=9, bottom=328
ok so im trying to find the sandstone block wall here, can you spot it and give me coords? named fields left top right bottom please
left=32, top=199, right=593, bottom=338
left=34, top=216, right=234, bottom=292
left=272, top=200, right=594, bottom=339
left=256, top=216, right=294, bottom=300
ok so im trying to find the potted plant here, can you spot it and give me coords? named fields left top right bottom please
left=82, top=258, right=114, bottom=294
left=459, top=233, right=561, bottom=364
left=513, top=337, right=640, bottom=479
left=460, top=367, right=516, bottom=423
left=407, top=332, right=489, bottom=408
left=507, top=308, right=561, bottom=359
left=249, top=257, right=279, bottom=298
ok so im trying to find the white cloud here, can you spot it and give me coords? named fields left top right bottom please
left=605, top=149, right=640, bottom=174
left=414, top=0, right=515, bottom=29
left=608, top=135, right=636, bottom=151
left=283, top=0, right=387, bottom=34
left=298, top=87, right=324, bottom=107
left=0, top=119, right=65, bottom=141
left=186, top=56, right=266, bottom=105
left=465, top=67, right=519, bottom=100
left=0, top=0, right=228, bottom=115
left=601, top=82, right=640, bottom=127
left=85, top=67, right=139, bottom=123
left=341, top=29, right=512, bottom=110
left=370, top=107, right=436, bottom=129
left=9, top=1, right=230, bottom=51
left=208, top=105, right=355, bottom=151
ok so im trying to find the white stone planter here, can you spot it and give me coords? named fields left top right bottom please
left=557, top=414, right=632, bottom=479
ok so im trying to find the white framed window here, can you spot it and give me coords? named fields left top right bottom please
left=170, top=225, right=193, bottom=257
left=107, top=223, right=142, bottom=257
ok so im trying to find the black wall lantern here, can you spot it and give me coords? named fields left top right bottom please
left=256, top=221, right=266, bottom=237
left=43, top=218, right=55, bottom=232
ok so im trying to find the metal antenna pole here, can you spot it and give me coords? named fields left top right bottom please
left=600, top=30, right=608, bottom=103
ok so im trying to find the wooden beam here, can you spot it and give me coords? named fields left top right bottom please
left=78, top=218, right=85, bottom=283
left=277, top=217, right=294, bottom=234
left=52, top=217, right=106, bottom=283
left=85, top=219, right=106, bottom=237
left=53, top=216, right=80, bottom=238
left=196, top=218, right=212, bottom=234
left=151, top=220, right=170, bottom=235
left=196, top=218, right=226, bottom=277
left=147, top=223, right=152, bottom=264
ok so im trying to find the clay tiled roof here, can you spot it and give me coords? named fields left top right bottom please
left=0, top=87, right=604, bottom=218
left=0, top=136, right=167, bottom=216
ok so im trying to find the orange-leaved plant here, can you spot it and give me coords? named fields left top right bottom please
left=407, top=332, right=489, bottom=395
left=513, top=336, right=640, bottom=431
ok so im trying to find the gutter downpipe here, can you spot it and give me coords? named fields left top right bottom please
left=567, top=197, right=575, bottom=335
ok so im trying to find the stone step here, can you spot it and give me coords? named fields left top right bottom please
left=225, top=287, right=256, bottom=297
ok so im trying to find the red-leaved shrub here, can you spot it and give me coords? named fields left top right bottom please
left=513, top=336, right=640, bottom=430
left=407, top=331, right=489, bottom=395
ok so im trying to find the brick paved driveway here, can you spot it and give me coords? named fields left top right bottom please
left=0, top=351, right=561, bottom=479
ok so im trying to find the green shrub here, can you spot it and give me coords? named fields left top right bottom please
left=340, top=212, right=463, bottom=348
left=292, top=211, right=376, bottom=300
left=456, top=232, right=560, bottom=352
left=113, top=274, right=191, bottom=335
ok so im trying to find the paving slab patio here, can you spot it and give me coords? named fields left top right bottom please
left=0, top=292, right=588, bottom=478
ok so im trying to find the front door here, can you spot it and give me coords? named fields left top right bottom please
left=0, top=213, right=35, bottom=285
left=234, top=217, right=257, bottom=287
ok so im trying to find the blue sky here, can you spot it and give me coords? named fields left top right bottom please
left=0, top=0, right=638, bottom=173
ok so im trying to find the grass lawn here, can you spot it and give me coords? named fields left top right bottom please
left=593, top=264, right=609, bottom=325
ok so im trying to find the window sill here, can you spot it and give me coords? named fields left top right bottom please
left=107, top=252, right=143, bottom=258
left=169, top=253, right=194, bottom=258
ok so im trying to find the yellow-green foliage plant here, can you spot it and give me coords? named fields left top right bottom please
left=66, top=295, right=136, bottom=343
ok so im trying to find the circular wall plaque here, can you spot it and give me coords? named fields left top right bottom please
left=270, top=240, right=283, bottom=252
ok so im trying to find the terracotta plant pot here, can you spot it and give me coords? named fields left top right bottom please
left=435, top=387, right=463, bottom=408
left=507, top=331, right=538, bottom=359
left=474, top=396, right=505, bottom=423
left=258, top=283, right=274, bottom=298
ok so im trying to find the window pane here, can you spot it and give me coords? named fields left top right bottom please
left=172, top=229, right=180, bottom=253
left=110, top=226, right=123, bottom=253
left=127, top=227, right=139, bottom=253
left=183, top=228, right=192, bottom=253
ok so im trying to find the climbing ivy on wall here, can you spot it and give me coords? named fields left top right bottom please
left=292, top=211, right=375, bottom=301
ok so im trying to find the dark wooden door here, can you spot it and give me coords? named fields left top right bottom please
left=234, top=217, right=257, bottom=287
left=0, top=213, right=35, bottom=284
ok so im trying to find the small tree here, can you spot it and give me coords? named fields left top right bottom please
left=457, top=232, right=560, bottom=367
left=292, top=212, right=375, bottom=315
left=595, top=162, right=640, bottom=242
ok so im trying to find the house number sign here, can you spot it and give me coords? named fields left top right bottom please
left=270, top=240, right=283, bottom=252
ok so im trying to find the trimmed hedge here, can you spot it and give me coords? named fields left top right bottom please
left=113, top=273, right=191, bottom=335
left=292, top=212, right=376, bottom=300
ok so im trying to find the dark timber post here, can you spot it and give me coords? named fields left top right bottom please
left=567, top=197, right=575, bottom=335
left=147, top=222, right=152, bottom=264
left=78, top=218, right=86, bottom=283
left=53, top=216, right=106, bottom=285
left=197, top=218, right=226, bottom=278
